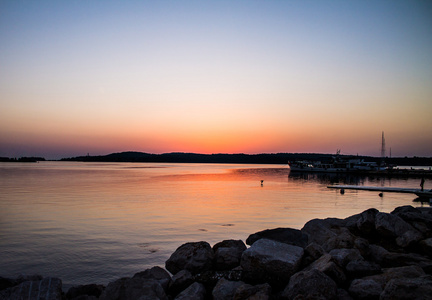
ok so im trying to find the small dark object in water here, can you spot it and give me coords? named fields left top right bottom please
left=340, top=189, right=345, bottom=195
left=379, top=193, right=383, bottom=197
left=261, top=180, right=264, bottom=186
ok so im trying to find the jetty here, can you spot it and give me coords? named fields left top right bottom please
left=328, top=184, right=432, bottom=199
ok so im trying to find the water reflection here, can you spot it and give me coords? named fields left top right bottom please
left=0, top=162, right=430, bottom=289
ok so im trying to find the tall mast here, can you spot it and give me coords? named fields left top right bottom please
left=381, top=131, right=386, bottom=158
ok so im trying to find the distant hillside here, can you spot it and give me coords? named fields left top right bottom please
left=60, top=151, right=432, bottom=166
left=61, top=151, right=335, bottom=164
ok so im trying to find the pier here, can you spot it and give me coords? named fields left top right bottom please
left=327, top=184, right=432, bottom=199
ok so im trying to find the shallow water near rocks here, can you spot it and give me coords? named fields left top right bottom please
left=0, top=161, right=430, bottom=289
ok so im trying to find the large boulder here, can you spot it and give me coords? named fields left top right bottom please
left=233, top=283, right=272, bottom=299
left=391, top=205, right=432, bottom=236
left=281, top=269, right=338, bottom=300
left=304, top=253, right=346, bottom=285
left=345, top=260, right=381, bottom=278
left=301, top=242, right=325, bottom=267
left=380, top=275, right=432, bottom=300
left=375, top=212, right=423, bottom=248
left=246, top=227, right=308, bottom=248
left=133, top=266, right=171, bottom=291
left=212, top=278, right=245, bottom=300
left=213, top=240, right=246, bottom=270
left=368, top=244, right=432, bottom=269
left=348, top=278, right=382, bottom=300
left=348, top=265, right=426, bottom=299
left=302, top=218, right=356, bottom=251
left=99, top=277, right=168, bottom=300
left=329, top=248, right=363, bottom=268
left=0, top=277, right=62, bottom=300
left=174, top=282, right=206, bottom=300
left=165, top=241, right=214, bottom=275
left=345, top=208, right=379, bottom=236
left=240, top=238, right=303, bottom=287
left=168, top=270, right=194, bottom=296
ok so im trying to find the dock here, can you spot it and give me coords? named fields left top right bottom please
left=327, top=185, right=432, bottom=198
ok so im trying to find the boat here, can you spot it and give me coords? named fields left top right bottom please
left=288, top=151, right=387, bottom=174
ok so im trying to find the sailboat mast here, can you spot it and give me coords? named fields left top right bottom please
left=381, top=132, right=386, bottom=158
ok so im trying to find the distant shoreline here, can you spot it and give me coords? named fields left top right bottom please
left=61, top=151, right=432, bottom=167
left=2, top=152, right=432, bottom=166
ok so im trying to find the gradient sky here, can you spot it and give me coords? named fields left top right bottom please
left=1, top=0, right=431, bottom=159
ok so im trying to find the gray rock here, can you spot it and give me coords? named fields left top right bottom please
left=174, top=282, right=206, bottom=300
left=213, top=239, right=247, bottom=252
left=380, top=265, right=426, bottom=282
left=302, top=242, right=325, bottom=267
left=323, top=227, right=357, bottom=251
left=281, top=269, right=338, bottom=300
left=240, top=238, right=303, bottom=287
left=354, top=237, right=370, bottom=257
left=133, top=266, right=171, bottom=291
left=168, top=270, right=194, bottom=296
left=302, top=219, right=356, bottom=251
left=348, top=278, right=382, bottom=300
left=368, top=244, right=390, bottom=265
left=165, top=241, right=214, bottom=275
left=380, top=275, right=432, bottom=300
left=233, top=283, right=272, bottom=300
left=391, top=205, right=432, bottom=236
left=246, top=227, right=308, bottom=248
left=329, top=248, right=363, bottom=268
left=345, top=208, right=379, bottom=235
left=369, top=244, right=432, bottom=269
left=100, top=277, right=168, bottom=300
left=348, top=265, right=426, bottom=298
left=375, top=212, right=423, bottom=248
left=356, top=208, right=379, bottom=235
left=345, top=260, right=381, bottom=278
left=66, top=284, right=105, bottom=299
left=301, top=218, right=338, bottom=246
left=212, top=278, right=245, bottom=300
left=304, top=253, right=346, bottom=285
left=0, top=277, right=62, bottom=300
left=213, top=240, right=247, bottom=270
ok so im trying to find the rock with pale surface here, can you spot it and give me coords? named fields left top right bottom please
left=246, top=227, right=308, bottom=248
left=240, top=238, right=303, bottom=287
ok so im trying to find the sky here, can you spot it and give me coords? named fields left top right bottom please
left=1, top=0, right=431, bottom=159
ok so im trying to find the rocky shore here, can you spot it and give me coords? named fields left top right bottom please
left=1, top=205, right=432, bottom=299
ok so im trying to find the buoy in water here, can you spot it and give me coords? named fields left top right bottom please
left=340, top=189, right=345, bottom=195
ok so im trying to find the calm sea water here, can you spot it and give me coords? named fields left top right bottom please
left=0, top=162, right=430, bottom=289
